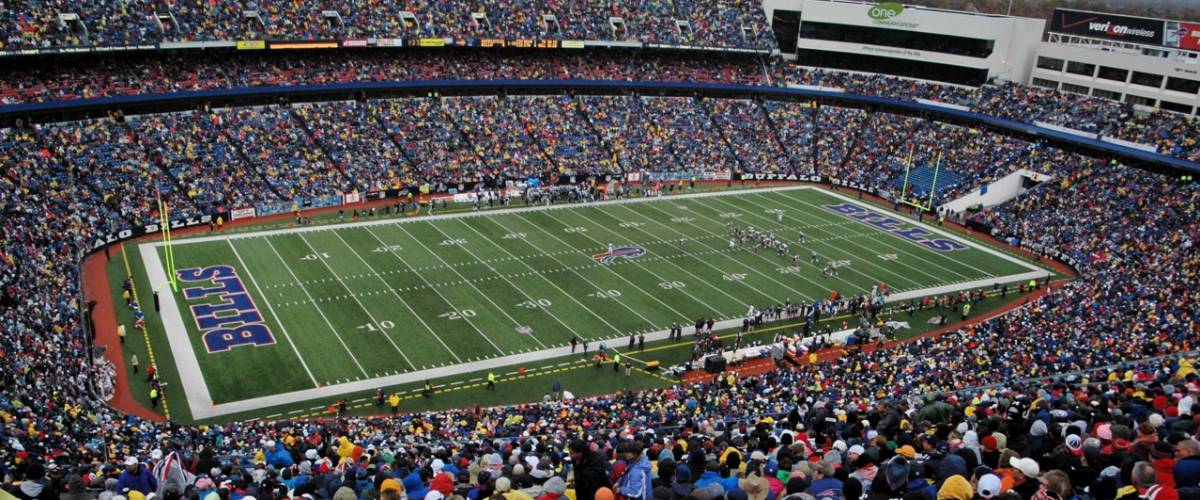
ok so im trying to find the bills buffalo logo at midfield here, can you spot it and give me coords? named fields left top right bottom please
left=592, top=246, right=647, bottom=264
left=176, top=265, right=276, bottom=353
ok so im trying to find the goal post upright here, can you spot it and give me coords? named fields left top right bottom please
left=157, top=191, right=178, bottom=293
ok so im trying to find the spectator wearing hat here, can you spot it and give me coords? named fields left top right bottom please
left=334, top=486, right=358, bottom=500
left=117, top=458, right=158, bottom=495
left=849, top=448, right=878, bottom=492
left=536, top=477, right=566, bottom=500
left=402, top=467, right=429, bottom=500
left=670, top=464, right=695, bottom=500
left=1150, top=442, right=1177, bottom=490
left=975, top=473, right=1001, bottom=499
left=1008, top=457, right=1040, bottom=499
left=431, top=473, right=456, bottom=499
left=496, top=477, right=533, bottom=500
left=761, top=462, right=783, bottom=497
left=805, top=461, right=841, bottom=500
left=980, top=436, right=1001, bottom=469
left=936, top=474, right=972, bottom=500
left=382, top=479, right=406, bottom=498
left=867, top=457, right=909, bottom=499
left=739, top=461, right=770, bottom=500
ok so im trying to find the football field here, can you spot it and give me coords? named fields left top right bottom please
left=137, top=186, right=1048, bottom=419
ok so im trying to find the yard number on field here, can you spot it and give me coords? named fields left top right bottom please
left=300, top=252, right=331, bottom=261
left=372, top=245, right=402, bottom=253
left=516, top=298, right=552, bottom=309
left=563, top=226, right=588, bottom=233
left=589, top=289, right=622, bottom=299
left=439, top=238, right=467, bottom=246
left=439, top=309, right=477, bottom=320
left=357, top=320, right=395, bottom=332
left=878, top=253, right=898, bottom=260
left=723, top=273, right=747, bottom=282
left=658, top=281, right=686, bottom=290
left=502, top=232, right=527, bottom=240
left=618, top=222, right=643, bottom=228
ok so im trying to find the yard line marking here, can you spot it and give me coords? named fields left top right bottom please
left=362, top=225, right=506, bottom=356
left=680, top=196, right=875, bottom=292
left=746, top=193, right=968, bottom=282
left=489, top=217, right=662, bottom=331
left=163, top=185, right=815, bottom=247
left=685, top=197, right=922, bottom=290
left=516, top=212, right=695, bottom=322
left=227, top=238, right=320, bottom=387
left=397, top=223, right=547, bottom=348
left=538, top=209, right=726, bottom=316
left=576, top=206, right=778, bottom=305
left=729, top=194, right=941, bottom=285
left=595, top=204, right=799, bottom=303
left=328, top=229, right=462, bottom=363
left=263, top=237, right=370, bottom=378
left=638, top=200, right=836, bottom=296
left=807, top=189, right=1050, bottom=277
left=455, top=219, right=625, bottom=338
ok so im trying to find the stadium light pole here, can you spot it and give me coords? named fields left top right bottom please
left=1007, top=0, right=1014, bottom=17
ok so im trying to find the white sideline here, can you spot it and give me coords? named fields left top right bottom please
left=143, top=186, right=1053, bottom=420
left=817, top=188, right=1049, bottom=278
left=139, top=244, right=216, bottom=417
left=158, top=185, right=817, bottom=247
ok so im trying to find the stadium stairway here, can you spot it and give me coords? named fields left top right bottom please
left=892, top=165, right=965, bottom=201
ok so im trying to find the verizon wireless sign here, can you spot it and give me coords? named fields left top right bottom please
left=1050, top=9, right=1164, bottom=45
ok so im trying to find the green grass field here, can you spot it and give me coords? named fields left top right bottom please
left=117, top=186, right=1049, bottom=421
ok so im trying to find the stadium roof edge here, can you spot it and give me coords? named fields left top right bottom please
left=3, top=79, right=1195, bottom=176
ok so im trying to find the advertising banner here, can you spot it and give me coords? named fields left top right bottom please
left=230, top=207, right=256, bottom=220
left=1166, top=21, right=1200, bottom=51
left=89, top=214, right=212, bottom=252
left=1050, top=9, right=1164, bottom=46
left=236, top=40, right=266, bottom=50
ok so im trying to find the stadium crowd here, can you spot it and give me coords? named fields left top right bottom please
left=0, top=51, right=769, bottom=105
left=3, top=12, right=1200, bottom=498
left=1, top=49, right=1196, bottom=163
left=0, top=88, right=1185, bottom=237
left=3, top=83, right=1200, bottom=500
left=0, top=0, right=774, bottom=51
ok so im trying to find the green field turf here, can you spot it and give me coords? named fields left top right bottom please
left=125, top=186, right=1047, bottom=420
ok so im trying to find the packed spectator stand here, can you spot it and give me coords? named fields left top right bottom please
left=0, top=0, right=774, bottom=51
left=2, top=4, right=1200, bottom=500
